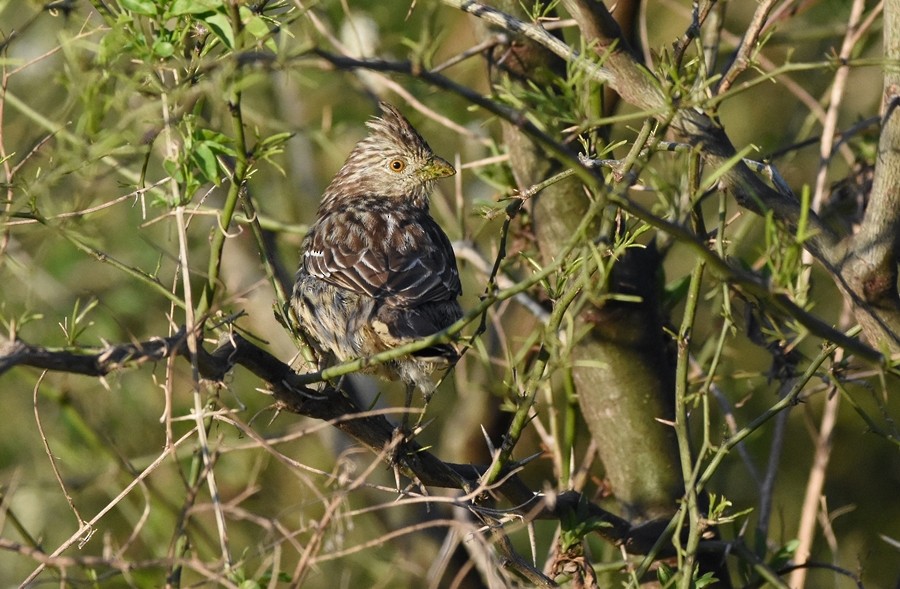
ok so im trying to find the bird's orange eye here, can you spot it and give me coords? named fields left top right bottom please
left=388, top=159, right=406, bottom=172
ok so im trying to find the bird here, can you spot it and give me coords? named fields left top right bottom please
left=292, top=102, right=463, bottom=412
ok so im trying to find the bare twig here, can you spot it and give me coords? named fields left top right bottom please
left=789, top=303, right=852, bottom=589
left=810, top=0, right=868, bottom=216
left=717, top=0, right=778, bottom=95
left=32, top=372, right=91, bottom=536
left=788, top=383, right=841, bottom=589
left=20, top=429, right=197, bottom=585
left=671, top=0, right=717, bottom=66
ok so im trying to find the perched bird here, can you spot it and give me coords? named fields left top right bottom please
left=292, top=102, right=463, bottom=404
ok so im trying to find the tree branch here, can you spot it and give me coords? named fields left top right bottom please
left=0, top=330, right=703, bottom=558
left=0, top=332, right=187, bottom=377
left=306, top=50, right=881, bottom=363
left=556, top=0, right=841, bottom=264
left=442, top=0, right=900, bottom=352
left=839, top=1, right=900, bottom=347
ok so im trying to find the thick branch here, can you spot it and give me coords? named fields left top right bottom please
left=0, top=332, right=186, bottom=377
left=479, top=0, right=684, bottom=521
left=856, top=3, right=900, bottom=260
left=838, top=1, right=900, bottom=347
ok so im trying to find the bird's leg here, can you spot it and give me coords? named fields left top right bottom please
left=387, top=382, right=416, bottom=478
left=413, top=387, right=433, bottom=431
left=387, top=384, right=419, bottom=493
left=402, top=382, right=416, bottom=432
left=388, top=425, right=406, bottom=492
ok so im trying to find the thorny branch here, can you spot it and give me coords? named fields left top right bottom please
left=0, top=330, right=708, bottom=559
left=307, top=50, right=881, bottom=363
left=438, top=0, right=900, bottom=354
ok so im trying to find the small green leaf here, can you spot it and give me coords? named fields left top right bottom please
left=153, top=40, right=175, bottom=58
left=170, top=0, right=223, bottom=16
left=769, top=539, right=799, bottom=570
left=240, top=7, right=269, bottom=38
left=163, top=158, right=183, bottom=183
left=192, top=143, right=220, bottom=184
left=197, top=129, right=237, bottom=157
left=657, top=563, right=673, bottom=585
left=199, top=11, right=235, bottom=49
left=257, top=131, right=294, bottom=149
left=240, top=6, right=278, bottom=52
left=255, top=131, right=293, bottom=163
left=120, top=0, right=157, bottom=16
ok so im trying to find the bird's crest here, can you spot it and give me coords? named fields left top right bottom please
left=365, top=102, right=432, bottom=159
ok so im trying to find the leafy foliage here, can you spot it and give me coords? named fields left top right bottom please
left=1, top=1, right=898, bottom=588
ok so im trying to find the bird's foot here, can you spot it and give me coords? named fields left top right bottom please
left=387, top=425, right=432, bottom=499
left=387, top=424, right=413, bottom=492
left=387, top=422, right=414, bottom=465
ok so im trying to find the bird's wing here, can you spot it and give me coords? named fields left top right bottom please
left=381, top=216, right=462, bottom=306
left=303, top=205, right=461, bottom=306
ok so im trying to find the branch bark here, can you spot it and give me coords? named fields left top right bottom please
left=480, top=0, right=684, bottom=521
left=838, top=0, right=900, bottom=348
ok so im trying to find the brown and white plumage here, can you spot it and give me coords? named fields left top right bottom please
left=292, top=102, right=462, bottom=397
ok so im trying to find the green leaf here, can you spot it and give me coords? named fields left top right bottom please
left=240, top=7, right=269, bottom=38
left=169, top=0, right=223, bottom=16
left=163, top=158, right=183, bottom=184
left=657, top=563, right=673, bottom=585
left=120, top=0, right=157, bottom=16
left=199, top=11, right=235, bottom=49
left=197, top=129, right=237, bottom=156
left=769, top=539, right=799, bottom=570
left=694, top=571, right=719, bottom=588
left=153, top=40, right=175, bottom=58
left=192, top=142, right=220, bottom=184
left=240, top=6, right=277, bottom=52
left=254, top=131, right=293, bottom=162
left=256, top=131, right=294, bottom=149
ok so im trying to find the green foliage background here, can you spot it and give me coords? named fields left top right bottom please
left=1, top=1, right=898, bottom=587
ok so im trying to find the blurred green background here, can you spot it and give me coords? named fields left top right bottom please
left=1, top=1, right=898, bottom=587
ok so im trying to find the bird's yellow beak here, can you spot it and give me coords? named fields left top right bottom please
left=424, top=156, right=456, bottom=180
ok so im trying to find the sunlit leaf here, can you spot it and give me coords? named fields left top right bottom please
left=120, top=0, right=157, bottom=16
left=199, top=11, right=235, bottom=49
left=169, top=0, right=223, bottom=16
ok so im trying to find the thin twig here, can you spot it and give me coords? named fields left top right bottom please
left=789, top=304, right=851, bottom=588
left=32, top=372, right=91, bottom=538
left=717, top=0, right=778, bottom=95
left=809, top=0, right=867, bottom=218
left=21, top=430, right=197, bottom=585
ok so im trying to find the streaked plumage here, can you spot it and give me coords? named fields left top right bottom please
left=292, top=102, right=462, bottom=397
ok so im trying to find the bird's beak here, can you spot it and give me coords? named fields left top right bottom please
left=424, top=156, right=456, bottom=180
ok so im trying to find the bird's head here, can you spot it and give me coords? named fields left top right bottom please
left=322, top=102, right=455, bottom=207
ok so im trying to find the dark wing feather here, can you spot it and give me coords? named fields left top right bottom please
left=303, top=215, right=385, bottom=297
left=381, top=217, right=461, bottom=306
left=302, top=201, right=461, bottom=306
